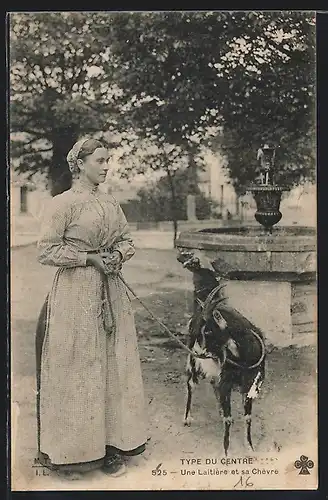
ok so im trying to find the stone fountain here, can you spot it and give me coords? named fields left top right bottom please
left=176, top=146, right=316, bottom=347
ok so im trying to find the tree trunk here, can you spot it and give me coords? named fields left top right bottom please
left=172, top=218, right=178, bottom=247
left=235, top=195, right=240, bottom=216
left=187, top=149, right=199, bottom=195
left=49, top=131, right=79, bottom=196
left=166, top=168, right=179, bottom=247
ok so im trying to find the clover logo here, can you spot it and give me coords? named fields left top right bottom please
left=294, top=455, right=314, bottom=475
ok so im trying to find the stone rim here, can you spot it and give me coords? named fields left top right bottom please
left=176, top=227, right=316, bottom=253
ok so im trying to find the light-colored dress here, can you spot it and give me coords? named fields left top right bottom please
left=37, top=180, right=148, bottom=465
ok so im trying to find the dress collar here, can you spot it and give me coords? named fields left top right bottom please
left=71, top=178, right=99, bottom=194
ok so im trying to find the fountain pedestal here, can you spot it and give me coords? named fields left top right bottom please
left=176, top=227, right=316, bottom=347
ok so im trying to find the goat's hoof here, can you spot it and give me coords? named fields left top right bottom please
left=244, top=442, right=254, bottom=454
left=183, top=416, right=193, bottom=426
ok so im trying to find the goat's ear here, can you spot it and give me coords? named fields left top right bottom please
left=226, top=338, right=240, bottom=358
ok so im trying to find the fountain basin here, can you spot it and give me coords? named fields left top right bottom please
left=176, top=225, right=316, bottom=347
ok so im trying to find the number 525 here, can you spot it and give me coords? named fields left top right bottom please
left=152, top=464, right=167, bottom=476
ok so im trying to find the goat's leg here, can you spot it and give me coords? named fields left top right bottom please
left=244, top=397, right=254, bottom=452
left=212, top=380, right=233, bottom=456
left=184, top=356, right=198, bottom=426
left=222, top=391, right=233, bottom=456
left=184, top=372, right=195, bottom=426
left=243, top=366, right=265, bottom=452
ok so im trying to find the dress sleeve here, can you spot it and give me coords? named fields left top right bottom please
left=111, top=203, right=135, bottom=263
left=37, top=195, right=88, bottom=267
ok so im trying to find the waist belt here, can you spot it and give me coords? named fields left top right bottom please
left=87, top=248, right=112, bottom=255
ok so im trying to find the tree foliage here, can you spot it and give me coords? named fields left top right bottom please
left=10, top=11, right=316, bottom=199
left=136, top=169, right=214, bottom=222
left=109, top=11, right=316, bottom=190
left=114, top=138, right=205, bottom=242
left=10, top=12, right=119, bottom=195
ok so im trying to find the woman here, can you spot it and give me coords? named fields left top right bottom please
left=36, top=138, right=148, bottom=480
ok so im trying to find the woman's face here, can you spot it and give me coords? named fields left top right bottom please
left=79, top=147, right=109, bottom=185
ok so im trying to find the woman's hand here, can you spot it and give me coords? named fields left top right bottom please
left=100, top=251, right=123, bottom=274
left=86, top=254, right=109, bottom=276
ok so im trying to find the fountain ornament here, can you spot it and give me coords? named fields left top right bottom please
left=248, top=144, right=287, bottom=233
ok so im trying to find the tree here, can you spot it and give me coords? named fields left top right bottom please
left=109, top=12, right=224, bottom=157
left=109, top=11, right=316, bottom=190
left=213, top=12, right=316, bottom=191
left=10, top=11, right=316, bottom=200
left=136, top=168, right=214, bottom=223
left=116, top=138, right=199, bottom=244
left=10, top=12, right=119, bottom=195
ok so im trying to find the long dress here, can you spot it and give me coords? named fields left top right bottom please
left=36, top=180, right=148, bottom=469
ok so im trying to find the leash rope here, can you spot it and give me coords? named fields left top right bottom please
left=193, top=284, right=266, bottom=370
left=118, top=273, right=265, bottom=369
left=118, top=273, right=201, bottom=359
left=225, top=329, right=266, bottom=370
left=200, top=286, right=266, bottom=370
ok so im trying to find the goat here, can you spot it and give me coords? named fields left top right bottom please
left=177, top=250, right=266, bottom=455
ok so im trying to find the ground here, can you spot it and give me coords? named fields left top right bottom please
left=11, top=245, right=317, bottom=491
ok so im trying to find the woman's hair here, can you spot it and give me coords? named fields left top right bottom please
left=77, top=139, right=104, bottom=161
left=67, top=138, right=105, bottom=174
